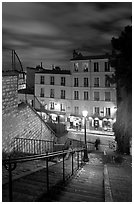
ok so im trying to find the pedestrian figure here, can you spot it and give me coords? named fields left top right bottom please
left=65, top=141, right=73, bottom=159
left=76, top=122, right=78, bottom=131
left=95, top=138, right=100, bottom=150
left=79, top=121, right=82, bottom=131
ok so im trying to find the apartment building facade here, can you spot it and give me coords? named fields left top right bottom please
left=34, top=54, right=117, bottom=130
left=34, top=69, right=72, bottom=122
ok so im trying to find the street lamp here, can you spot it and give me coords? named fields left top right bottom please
left=82, top=110, right=89, bottom=162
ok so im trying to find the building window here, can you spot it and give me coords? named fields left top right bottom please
left=74, top=78, right=79, bottom=87
left=94, top=91, right=100, bottom=101
left=94, top=107, right=100, bottom=115
left=61, top=77, right=66, bottom=86
left=84, top=91, right=88, bottom=100
left=94, top=77, right=99, bottom=87
left=40, top=88, right=44, bottom=97
left=94, top=62, right=99, bottom=72
left=74, top=106, right=79, bottom=115
left=106, top=108, right=111, bottom=117
left=105, top=75, right=110, bottom=87
left=50, top=89, right=54, bottom=98
left=74, top=62, right=78, bottom=72
left=105, top=62, right=110, bottom=72
left=60, top=103, right=65, bottom=111
left=84, top=78, right=88, bottom=87
left=61, top=90, right=65, bottom=99
left=105, top=92, right=111, bottom=101
left=40, top=76, right=45, bottom=84
left=50, top=102, right=54, bottom=110
left=74, top=91, right=79, bottom=100
left=50, top=76, right=55, bottom=85
left=83, top=62, right=88, bottom=72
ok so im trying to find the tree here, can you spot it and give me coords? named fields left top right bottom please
left=110, top=25, right=132, bottom=154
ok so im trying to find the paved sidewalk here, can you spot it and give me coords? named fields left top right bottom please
left=105, top=151, right=132, bottom=202
left=67, top=128, right=114, bottom=136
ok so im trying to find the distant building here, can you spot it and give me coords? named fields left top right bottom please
left=34, top=52, right=117, bottom=131
left=2, top=48, right=26, bottom=91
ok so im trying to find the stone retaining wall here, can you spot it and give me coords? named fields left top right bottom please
left=2, top=74, right=56, bottom=153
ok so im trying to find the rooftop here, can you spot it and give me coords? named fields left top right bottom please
left=70, top=50, right=111, bottom=61
left=70, top=54, right=111, bottom=61
left=35, top=69, right=71, bottom=75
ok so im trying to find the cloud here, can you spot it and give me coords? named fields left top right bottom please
left=2, top=2, right=132, bottom=70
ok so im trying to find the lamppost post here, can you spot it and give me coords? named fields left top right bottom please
left=82, top=110, right=89, bottom=162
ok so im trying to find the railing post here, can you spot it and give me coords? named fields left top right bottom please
left=72, top=150, right=74, bottom=175
left=14, top=138, right=16, bottom=151
left=81, top=149, right=83, bottom=166
left=77, top=151, right=79, bottom=169
left=46, top=151, right=49, bottom=193
left=63, top=150, right=65, bottom=182
left=8, top=156, right=13, bottom=202
left=39, top=140, right=41, bottom=154
left=34, top=140, right=35, bottom=154
left=29, top=140, right=30, bottom=154
left=23, top=139, right=25, bottom=153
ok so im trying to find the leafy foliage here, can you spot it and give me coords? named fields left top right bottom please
left=111, top=26, right=132, bottom=154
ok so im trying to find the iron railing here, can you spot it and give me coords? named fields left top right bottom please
left=12, top=137, right=54, bottom=154
left=3, top=148, right=85, bottom=202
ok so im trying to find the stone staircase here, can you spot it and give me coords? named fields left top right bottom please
left=3, top=152, right=104, bottom=202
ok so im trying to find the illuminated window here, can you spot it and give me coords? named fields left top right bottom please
left=74, top=62, right=78, bottom=72
left=50, top=102, right=54, bottom=110
left=83, top=62, right=88, bottom=72
left=60, top=103, right=65, bottom=111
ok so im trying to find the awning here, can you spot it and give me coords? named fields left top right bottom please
left=94, top=117, right=99, bottom=120
left=103, top=118, right=107, bottom=121
left=70, top=114, right=82, bottom=118
left=35, top=108, right=66, bottom=116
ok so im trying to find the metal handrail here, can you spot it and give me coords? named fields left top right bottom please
left=3, top=148, right=85, bottom=202
left=3, top=148, right=83, bottom=164
left=15, top=137, right=53, bottom=142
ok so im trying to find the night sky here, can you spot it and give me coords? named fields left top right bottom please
left=2, top=2, right=132, bottom=70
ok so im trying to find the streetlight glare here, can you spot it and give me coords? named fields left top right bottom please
left=82, top=110, right=88, bottom=117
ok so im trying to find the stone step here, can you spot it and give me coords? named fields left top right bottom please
left=3, top=153, right=104, bottom=202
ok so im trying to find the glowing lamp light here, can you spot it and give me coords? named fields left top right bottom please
left=82, top=110, right=88, bottom=117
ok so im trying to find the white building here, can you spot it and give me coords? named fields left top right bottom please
left=34, top=54, right=117, bottom=131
